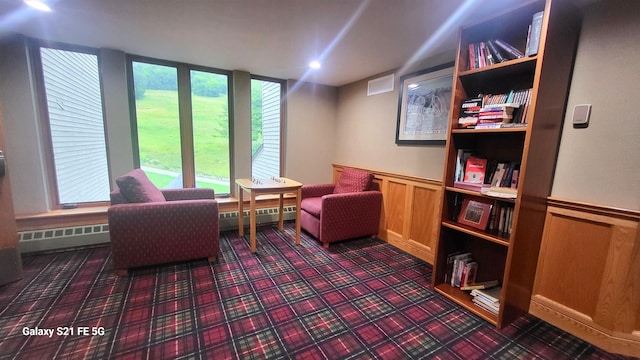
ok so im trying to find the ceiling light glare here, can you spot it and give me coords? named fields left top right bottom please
left=408, top=83, right=419, bottom=89
left=309, top=60, right=321, bottom=70
left=24, top=0, right=52, bottom=12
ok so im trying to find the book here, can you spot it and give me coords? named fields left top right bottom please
left=460, top=261, right=478, bottom=287
left=460, top=280, right=499, bottom=291
left=444, top=251, right=463, bottom=285
left=463, top=157, right=487, bottom=183
left=468, top=43, right=476, bottom=70
left=486, top=40, right=506, bottom=63
left=455, top=149, right=474, bottom=182
left=525, top=11, right=544, bottom=56
left=449, top=252, right=472, bottom=286
left=471, top=286, right=502, bottom=304
left=453, top=181, right=489, bottom=192
left=453, top=256, right=473, bottom=287
left=485, top=186, right=517, bottom=199
left=458, top=96, right=483, bottom=128
left=494, top=39, right=524, bottom=59
left=472, top=297, right=499, bottom=315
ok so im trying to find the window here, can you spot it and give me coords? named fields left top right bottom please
left=251, top=77, right=284, bottom=179
left=130, top=59, right=231, bottom=194
left=191, top=70, right=230, bottom=191
left=36, top=44, right=111, bottom=205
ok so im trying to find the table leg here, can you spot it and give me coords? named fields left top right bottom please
left=278, top=193, right=284, bottom=231
left=295, top=187, right=301, bottom=246
left=238, top=184, right=244, bottom=236
left=250, top=190, right=257, bottom=253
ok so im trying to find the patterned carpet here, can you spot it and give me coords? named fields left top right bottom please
left=0, top=223, right=635, bottom=359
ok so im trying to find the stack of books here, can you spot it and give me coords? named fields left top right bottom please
left=475, top=103, right=519, bottom=128
left=470, top=286, right=502, bottom=316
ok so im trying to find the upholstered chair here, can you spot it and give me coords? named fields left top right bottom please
left=300, top=168, right=382, bottom=248
left=108, top=169, right=219, bottom=274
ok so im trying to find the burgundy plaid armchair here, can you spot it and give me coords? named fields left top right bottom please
left=108, top=169, right=219, bottom=274
left=300, top=168, right=382, bottom=248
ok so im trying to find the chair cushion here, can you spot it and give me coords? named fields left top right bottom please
left=115, top=169, right=166, bottom=203
left=301, top=197, right=323, bottom=217
left=333, top=168, right=373, bottom=194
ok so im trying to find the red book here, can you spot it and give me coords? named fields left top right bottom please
left=463, top=157, right=487, bottom=183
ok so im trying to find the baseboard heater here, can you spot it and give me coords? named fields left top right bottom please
left=18, top=206, right=297, bottom=254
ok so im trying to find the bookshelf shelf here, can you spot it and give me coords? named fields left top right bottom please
left=441, top=221, right=510, bottom=247
left=459, top=56, right=537, bottom=77
left=445, top=187, right=517, bottom=204
left=432, top=0, right=581, bottom=328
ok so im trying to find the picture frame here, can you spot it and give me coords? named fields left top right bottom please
left=457, top=198, right=492, bottom=230
left=396, top=62, right=454, bottom=145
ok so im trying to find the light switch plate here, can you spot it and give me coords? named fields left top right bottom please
left=572, top=104, right=591, bottom=128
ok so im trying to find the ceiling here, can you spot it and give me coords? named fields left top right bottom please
left=0, top=0, right=592, bottom=87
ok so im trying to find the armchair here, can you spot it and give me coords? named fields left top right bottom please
left=108, top=169, right=219, bottom=274
left=300, top=168, right=382, bottom=248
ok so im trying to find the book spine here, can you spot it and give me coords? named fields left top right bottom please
left=486, top=40, right=506, bottom=63
left=526, top=11, right=544, bottom=56
left=468, top=43, right=476, bottom=70
left=494, top=39, right=524, bottom=59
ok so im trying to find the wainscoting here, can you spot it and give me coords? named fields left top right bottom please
left=530, top=198, right=640, bottom=358
left=332, top=164, right=442, bottom=265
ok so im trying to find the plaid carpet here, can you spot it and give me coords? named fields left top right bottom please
left=0, top=223, right=635, bottom=360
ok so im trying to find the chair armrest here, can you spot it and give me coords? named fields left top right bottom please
left=302, top=184, right=335, bottom=199
left=161, top=188, right=215, bottom=201
left=321, top=191, right=382, bottom=214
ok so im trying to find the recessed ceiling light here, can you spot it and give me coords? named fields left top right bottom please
left=24, top=0, right=52, bottom=12
left=309, top=60, right=321, bottom=70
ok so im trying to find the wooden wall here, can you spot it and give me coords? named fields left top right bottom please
left=530, top=198, right=640, bottom=357
left=332, top=164, right=442, bottom=264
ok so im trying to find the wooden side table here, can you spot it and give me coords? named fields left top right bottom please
left=236, top=177, right=302, bottom=253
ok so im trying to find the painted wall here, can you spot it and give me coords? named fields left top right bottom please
left=0, top=36, right=50, bottom=214
left=552, top=1, right=640, bottom=210
left=285, top=80, right=337, bottom=185
left=334, top=51, right=455, bottom=181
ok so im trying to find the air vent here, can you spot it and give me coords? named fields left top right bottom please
left=367, top=74, right=395, bottom=96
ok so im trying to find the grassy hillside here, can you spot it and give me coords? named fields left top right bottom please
left=135, top=90, right=230, bottom=193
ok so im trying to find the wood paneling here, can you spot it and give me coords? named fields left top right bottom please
left=386, top=181, right=406, bottom=235
left=333, top=164, right=442, bottom=264
left=531, top=198, right=640, bottom=357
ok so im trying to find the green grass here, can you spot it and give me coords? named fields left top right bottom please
left=136, top=90, right=231, bottom=189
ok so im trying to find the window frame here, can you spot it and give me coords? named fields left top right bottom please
left=250, top=75, right=286, bottom=178
left=126, top=55, right=234, bottom=194
left=30, top=39, right=112, bottom=209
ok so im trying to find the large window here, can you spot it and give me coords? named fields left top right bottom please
left=130, top=59, right=231, bottom=194
left=251, top=77, right=284, bottom=178
left=37, top=44, right=111, bottom=205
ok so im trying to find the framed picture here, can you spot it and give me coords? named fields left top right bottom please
left=396, top=62, right=454, bottom=145
left=457, top=198, right=492, bottom=230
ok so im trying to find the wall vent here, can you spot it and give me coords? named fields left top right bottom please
left=367, top=74, right=395, bottom=96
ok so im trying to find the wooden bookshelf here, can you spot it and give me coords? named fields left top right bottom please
left=432, top=0, right=581, bottom=328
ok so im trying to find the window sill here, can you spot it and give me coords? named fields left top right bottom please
left=17, top=194, right=299, bottom=231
